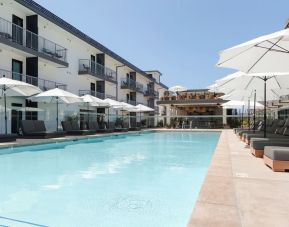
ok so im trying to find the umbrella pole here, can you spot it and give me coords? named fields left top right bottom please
left=247, top=98, right=250, bottom=130
left=108, top=108, right=110, bottom=125
left=241, top=105, right=244, bottom=128
left=4, top=86, right=7, bottom=134
left=263, top=77, right=267, bottom=138
left=56, top=97, right=59, bottom=132
left=87, top=102, right=89, bottom=125
left=253, top=90, right=256, bottom=133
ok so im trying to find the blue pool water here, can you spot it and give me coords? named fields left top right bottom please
left=0, top=132, right=220, bottom=227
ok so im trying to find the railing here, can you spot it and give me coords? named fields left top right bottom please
left=0, top=68, right=67, bottom=90
left=128, top=100, right=137, bottom=106
left=78, top=59, right=117, bottom=83
left=0, top=17, right=67, bottom=62
left=105, top=94, right=117, bottom=100
left=120, top=78, right=144, bottom=93
left=79, top=89, right=105, bottom=99
left=154, top=106, right=160, bottom=113
left=144, top=88, right=159, bottom=98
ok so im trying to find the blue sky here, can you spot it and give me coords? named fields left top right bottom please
left=35, top=0, right=289, bottom=88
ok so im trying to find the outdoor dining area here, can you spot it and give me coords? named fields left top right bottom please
left=0, top=77, right=155, bottom=143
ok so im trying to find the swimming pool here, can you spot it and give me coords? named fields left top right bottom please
left=0, top=132, right=220, bottom=227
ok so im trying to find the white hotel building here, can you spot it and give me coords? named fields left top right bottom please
left=0, top=0, right=168, bottom=133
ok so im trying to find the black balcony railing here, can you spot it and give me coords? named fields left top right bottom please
left=144, top=89, right=159, bottom=98
left=0, top=69, right=67, bottom=90
left=120, top=78, right=144, bottom=93
left=78, top=59, right=117, bottom=83
left=0, top=17, right=67, bottom=63
left=79, top=89, right=105, bottom=99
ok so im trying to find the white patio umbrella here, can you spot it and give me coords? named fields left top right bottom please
left=81, top=94, right=110, bottom=124
left=212, top=71, right=289, bottom=137
left=217, top=28, right=289, bottom=73
left=217, top=28, right=289, bottom=136
left=130, top=104, right=154, bottom=126
left=0, top=77, right=42, bottom=134
left=29, top=88, right=82, bottom=131
left=169, top=85, right=187, bottom=93
left=221, top=100, right=263, bottom=109
left=104, top=98, right=125, bottom=123
left=130, top=104, right=154, bottom=112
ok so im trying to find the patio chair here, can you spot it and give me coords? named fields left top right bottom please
left=86, top=121, right=113, bottom=133
left=0, top=134, right=17, bottom=143
left=61, top=121, right=94, bottom=135
left=21, top=120, right=65, bottom=139
left=263, top=146, right=289, bottom=172
left=242, top=119, right=281, bottom=144
left=250, top=120, right=289, bottom=157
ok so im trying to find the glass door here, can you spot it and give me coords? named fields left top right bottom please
left=12, top=15, right=23, bottom=45
left=11, top=103, right=22, bottom=134
left=12, top=59, right=23, bottom=81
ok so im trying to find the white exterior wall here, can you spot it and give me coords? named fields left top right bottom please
left=0, top=1, right=168, bottom=133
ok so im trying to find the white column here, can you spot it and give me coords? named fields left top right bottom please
left=222, top=108, right=227, bottom=125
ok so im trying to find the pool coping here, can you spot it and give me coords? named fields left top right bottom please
left=188, top=130, right=289, bottom=227
left=0, top=129, right=222, bottom=150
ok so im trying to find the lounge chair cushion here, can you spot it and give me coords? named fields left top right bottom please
left=251, top=139, right=289, bottom=150
left=71, top=121, right=80, bottom=130
left=21, top=120, right=35, bottom=133
left=33, top=120, right=46, bottom=132
left=61, top=121, right=72, bottom=131
left=0, top=134, right=17, bottom=142
left=264, top=146, right=289, bottom=161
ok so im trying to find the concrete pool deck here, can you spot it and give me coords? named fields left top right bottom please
left=188, top=129, right=289, bottom=227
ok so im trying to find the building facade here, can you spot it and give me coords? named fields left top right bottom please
left=157, top=89, right=226, bottom=128
left=0, top=0, right=168, bottom=133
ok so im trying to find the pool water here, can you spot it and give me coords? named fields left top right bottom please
left=0, top=132, right=220, bottom=227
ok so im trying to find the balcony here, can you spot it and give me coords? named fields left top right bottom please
left=79, top=59, right=117, bottom=83
left=144, top=89, right=159, bottom=98
left=105, top=94, right=117, bottom=100
left=120, top=78, right=144, bottom=93
left=79, top=89, right=105, bottom=99
left=121, top=99, right=137, bottom=106
left=0, top=68, right=67, bottom=90
left=0, top=17, right=68, bottom=67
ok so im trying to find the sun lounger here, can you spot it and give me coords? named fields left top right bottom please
left=264, top=146, right=289, bottom=172
left=250, top=122, right=289, bottom=157
left=0, top=134, right=17, bottom=143
left=235, top=121, right=264, bottom=137
left=61, top=121, right=94, bottom=135
left=243, top=119, right=283, bottom=144
left=108, top=122, right=128, bottom=132
left=21, top=120, right=65, bottom=139
left=86, top=121, right=113, bottom=133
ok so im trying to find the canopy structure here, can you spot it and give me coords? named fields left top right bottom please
left=169, top=85, right=187, bottom=93
left=29, top=88, right=82, bottom=131
left=221, top=100, right=263, bottom=109
left=0, top=77, right=42, bottom=134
